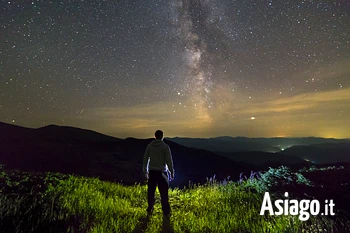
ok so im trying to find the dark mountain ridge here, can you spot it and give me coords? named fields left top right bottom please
left=169, top=136, right=350, bottom=165
left=0, top=122, right=253, bottom=187
left=169, top=136, right=350, bottom=153
left=216, top=151, right=309, bottom=167
left=281, top=143, right=350, bottom=164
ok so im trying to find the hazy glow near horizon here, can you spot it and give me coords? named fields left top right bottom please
left=0, top=1, right=349, bottom=138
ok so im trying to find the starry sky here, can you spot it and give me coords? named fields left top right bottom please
left=1, top=0, right=349, bottom=139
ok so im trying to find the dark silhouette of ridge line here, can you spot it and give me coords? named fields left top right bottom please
left=0, top=121, right=255, bottom=188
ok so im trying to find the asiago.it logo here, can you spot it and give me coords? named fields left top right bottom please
left=260, top=192, right=335, bottom=221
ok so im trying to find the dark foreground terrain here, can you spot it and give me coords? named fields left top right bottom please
left=1, top=122, right=349, bottom=232
left=0, top=164, right=349, bottom=233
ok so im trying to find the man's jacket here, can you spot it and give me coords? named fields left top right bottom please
left=143, top=139, right=174, bottom=175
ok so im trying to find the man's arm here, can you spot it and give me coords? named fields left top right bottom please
left=165, top=146, right=175, bottom=177
left=142, top=145, right=150, bottom=174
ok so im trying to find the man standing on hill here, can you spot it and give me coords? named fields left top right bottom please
left=143, top=130, right=175, bottom=217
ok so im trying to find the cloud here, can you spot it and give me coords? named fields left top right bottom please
left=65, top=87, right=350, bottom=138
left=227, top=87, right=350, bottom=117
left=72, top=99, right=214, bottom=137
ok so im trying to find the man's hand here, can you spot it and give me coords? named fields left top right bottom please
left=145, top=172, right=149, bottom=180
left=170, top=173, right=174, bottom=181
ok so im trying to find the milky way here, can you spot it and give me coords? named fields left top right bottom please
left=1, top=0, right=349, bottom=138
left=172, top=0, right=215, bottom=123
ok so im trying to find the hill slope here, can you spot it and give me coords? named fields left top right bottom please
left=0, top=165, right=329, bottom=233
left=169, top=136, right=350, bottom=153
left=0, top=122, right=252, bottom=187
left=281, top=143, right=350, bottom=164
left=216, top=151, right=309, bottom=167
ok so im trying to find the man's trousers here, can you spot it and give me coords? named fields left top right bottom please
left=147, top=170, right=170, bottom=215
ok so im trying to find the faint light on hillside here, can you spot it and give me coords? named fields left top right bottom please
left=303, top=158, right=315, bottom=163
left=279, top=145, right=292, bottom=151
left=250, top=117, right=255, bottom=120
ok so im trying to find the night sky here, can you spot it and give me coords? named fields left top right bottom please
left=1, top=0, right=349, bottom=138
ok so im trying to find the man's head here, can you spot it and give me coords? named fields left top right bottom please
left=154, top=130, right=164, bottom=140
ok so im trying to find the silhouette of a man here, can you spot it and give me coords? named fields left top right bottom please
left=143, top=130, right=174, bottom=217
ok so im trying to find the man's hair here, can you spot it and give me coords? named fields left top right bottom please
left=155, top=130, right=163, bottom=139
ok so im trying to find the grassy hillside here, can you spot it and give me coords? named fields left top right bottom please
left=0, top=164, right=348, bottom=233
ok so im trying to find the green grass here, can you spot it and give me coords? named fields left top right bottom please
left=0, top=165, right=345, bottom=233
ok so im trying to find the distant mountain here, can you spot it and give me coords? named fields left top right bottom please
left=168, top=137, right=350, bottom=153
left=1, top=122, right=120, bottom=144
left=281, top=143, right=350, bottom=164
left=38, top=124, right=121, bottom=143
left=168, top=136, right=350, bottom=166
left=168, top=137, right=280, bottom=153
left=216, top=151, right=309, bottom=167
left=0, top=122, right=253, bottom=187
